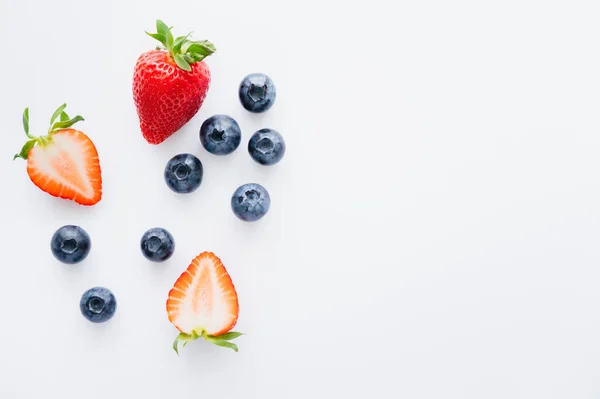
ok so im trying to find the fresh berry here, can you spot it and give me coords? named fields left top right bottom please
left=248, top=128, right=286, bottom=165
left=167, top=252, right=242, bottom=354
left=239, top=73, right=276, bottom=113
left=50, top=225, right=91, bottom=264
left=133, top=20, right=216, bottom=144
left=13, top=104, right=102, bottom=206
left=164, top=153, right=203, bottom=194
left=199, top=115, right=241, bottom=155
left=141, top=227, right=175, bottom=262
left=231, top=183, right=271, bottom=222
left=80, top=287, right=117, bottom=323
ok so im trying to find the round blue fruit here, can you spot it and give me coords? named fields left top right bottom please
left=200, top=115, right=242, bottom=155
left=248, top=128, right=286, bottom=166
left=164, top=153, right=203, bottom=193
left=140, top=227, right=175, bottom=262
left=50, top=225, right=91, bottom=264
left=239, top=73, right=276, bottom=113
left=231, top=183, right=271, bottom=222
left=80, top=287, right=117, bottom=323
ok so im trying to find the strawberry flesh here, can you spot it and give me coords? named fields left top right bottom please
left=27, top=129, right=102, bottom=205
left=167, top=251, right=239, bottom=336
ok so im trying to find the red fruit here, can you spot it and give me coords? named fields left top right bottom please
left=167, top=252, right=242, bottom=354
left=14, top=104, right=102, bottom=206
left=133, top=20, right=216, bottom=145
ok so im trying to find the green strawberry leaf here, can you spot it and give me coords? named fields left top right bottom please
left=185, top=40, right=216, bottom=54
left=156, top=20, right=170, bottom=41
left=150, top=21, right=214, bottom=69
left=205, top=337, right=239, bottom=352
left=60, top=111, right=70, bottom=122
left=185, top=53, right=202, bottom=63
left=173, top=337, right=181, bottom=355
left=173, top=54, right=191, bottom=72
left=172, top=330, right=243, bottom=354
left=181, top=41, right=216, bottom=63
left=185, top=52, right=204, bottom=62
left=185, top=41, right=216, bottom=57
left=178, top=332, right=193, bottom=341
left=50, top=103, right=67, bottom=125
left=196, top=40, right=216, bottom=53
left=173, top=33, right=191, bottom=53
left=146, top=32, right=166, bottom=45
left=22, top=109, right=29, bottom=132
left=13, top=138, right=38, bottom=160
left=22, top=107, right=31, bottom=137
left=149, top=20, right=175, bottom=49
left=180, top=41, right=192, bottom=53
left=172, top=332, right=194, bottom=355
left=50, top=115, right=84, bottom=133
left=211, top=331, right=243, bottom=341
left=166, top=32, right=174, bottom=49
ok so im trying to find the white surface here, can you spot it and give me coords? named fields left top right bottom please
left=0, top=0, right=599, bottom=397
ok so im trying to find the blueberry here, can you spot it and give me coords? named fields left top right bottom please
left=231, top=183, right=271, bottom=222
left=248, top=129, right=286, bottom=165
left=140, top=227, right=175, bottom=262
left=80, top=287, right=117, bottom=323
left=50, top=225, right=91, bottom=264
left=164, top=153, right=203, bottom=193
left=239, top=73, right=276, bottom=113
left=200, top=115, right=242, bottom=155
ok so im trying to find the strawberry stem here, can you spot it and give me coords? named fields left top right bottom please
left=146, top=19, right=216, bottom=72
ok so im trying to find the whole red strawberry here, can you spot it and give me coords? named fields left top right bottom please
left=133, top=20, right=216, bottom=144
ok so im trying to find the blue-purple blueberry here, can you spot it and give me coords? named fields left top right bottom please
left=231, top=183, right=271, bottom=222
left=50, top=225, right=91, bottom=264
left=200, top=115, right=242, bottom=155
left=141, top=227, right=175, bottom=262
left=164, top=153, right=203, bottom=193
left=248, top=129, right=286, bottom=165
left=239, top=73, right=276, bottom=113
left=80, top=287, right=117, bottom=323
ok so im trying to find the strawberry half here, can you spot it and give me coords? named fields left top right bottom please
left=133, top=20, right=215, bottom=144
left=167, top=252, right=242, bottom=354
left=14, top=104, right=102, bottom=206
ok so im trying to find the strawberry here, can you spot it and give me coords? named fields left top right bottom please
left=167, top=251, right=242, bottom=354
left=13, top=104, right=102, bottom=206
left=133, top=20, right=216, bottom=144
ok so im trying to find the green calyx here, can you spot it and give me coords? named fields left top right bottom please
left=13, top=103, right=84, bottom=160
left=172, top=329, right=243, bottom=355
left=146, top=19, right=216, bottom=72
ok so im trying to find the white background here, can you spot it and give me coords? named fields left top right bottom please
left=0, top=0, right=599, bottom=397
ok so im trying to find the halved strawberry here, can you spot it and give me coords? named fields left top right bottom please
left=14, top=104, right=102, bottom=206
left=167, top=251, right=242, bottom=354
